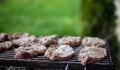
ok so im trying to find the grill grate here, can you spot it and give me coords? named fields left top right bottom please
left=0, top=40, right=113, bottom=70
left=0, top=66, right=64, bottom=70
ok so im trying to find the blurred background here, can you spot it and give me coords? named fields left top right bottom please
left=0, top=0, right=120, bottom=70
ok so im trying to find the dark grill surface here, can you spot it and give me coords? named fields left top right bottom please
left=0, top=40, right=113, bottom=70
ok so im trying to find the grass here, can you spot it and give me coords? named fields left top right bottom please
left=0, top=0, right=86, bottom=37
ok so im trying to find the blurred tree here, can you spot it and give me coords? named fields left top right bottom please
left=82, top=0, right=119, bottom=70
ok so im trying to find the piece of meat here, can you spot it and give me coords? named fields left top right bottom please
left=44, top=45, right=75, bottom=60
left=14, top=45, right=47, bottom=59
left=58, top=36, right=81, bottom=48
left=36, top=35, right=57, bottom=46
left=81, top=37, right=106, bottom=47
left=7, top=32, right=29, bottom=40
left=12, top=36, right=36, bottom=47
left=44, top=45, right=57, bottom=60
left=0, top=41, right=13, bottom=52
left=0, top=33, right=8, bottom=42
left=78, top=47, right=107, bottom=66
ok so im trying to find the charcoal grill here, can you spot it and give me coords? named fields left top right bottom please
left=0, top=40, right=113, bottom=70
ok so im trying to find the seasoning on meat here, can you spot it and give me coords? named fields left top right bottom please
left=58, top=36, right=81, bottom=47
left=78, top=46, right=107, bottom=66
left=12, top=36, right=36, bottom=47
left=36, top=35, right=57, bottom=46
left=7, top=32, right=29, bottom=40
left=0, top=33, right=8, bottom=42
left=14, top=45, right=47, bottom=59
left=81, top=37, right=106, bottom=47
left=0, top=41, right=13, bottom=52
left=44, top=45, right=74, bottom=60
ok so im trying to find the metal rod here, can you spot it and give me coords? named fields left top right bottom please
left=65, top=64, right=69, bottom=70
left=84, top=66, right=86, bottom=70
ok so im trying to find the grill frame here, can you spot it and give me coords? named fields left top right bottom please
left=0, top=39, right=113, bottom=70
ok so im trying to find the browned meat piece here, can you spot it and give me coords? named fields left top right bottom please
left=0, top=41, right=13, bottom=52
left=12, top=36, right=36, bottom=47
left=44, top=45, right=56, bottom=60
left=7, top=32, right=29, bottom=40
left=78, top=47, right=107, bottom=66
left=81, top=37, right=106, bottom=47
left=58, top=36, right=81, bottom=47
left=0, top=33, right=8, bottom=42
left=44, top=45, right=74, bottom=60
left=36, top=35, right=57, bottom=46
left=14, top=45, right=47, bottom=59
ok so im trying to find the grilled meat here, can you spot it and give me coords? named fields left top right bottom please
left=7, top=32, right=29, bottom=40
left=12, top=36, right=36, bottom=47
left=14, top=45, right=47, bottom=59
left=36, top=35, right=57, bottom=46
left=81, top=37, right=106, bottom=47
left=0, top=41, right=13, bottom=52
left=58, top=36, right=81, bottom=47
left=44, top=45, right=74, bottom=60
left=78, top=47, right=107, bottom=66
left=0, top=33, right=8, bottom=42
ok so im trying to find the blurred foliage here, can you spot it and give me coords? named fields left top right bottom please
left=82, top=0, right=115, bottom=36
left=82, top=0, right=119, bottom=70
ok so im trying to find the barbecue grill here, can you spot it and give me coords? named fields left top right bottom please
left=0, top=40, right=113, bottom=70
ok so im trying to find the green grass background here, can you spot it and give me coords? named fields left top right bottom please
left=0, top=0, right=87, bottom=37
